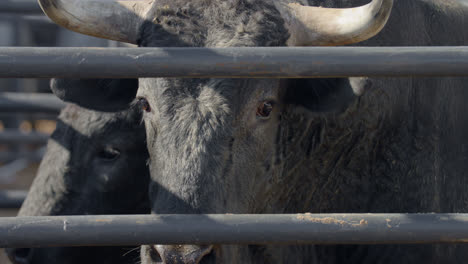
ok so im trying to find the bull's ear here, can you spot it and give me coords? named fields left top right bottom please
left=284, top=77, right=368, bottom=112
left=50, top=78, right=138, bottom=112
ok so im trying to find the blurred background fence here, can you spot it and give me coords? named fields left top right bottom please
left=0, top=2, right=130, bottom=261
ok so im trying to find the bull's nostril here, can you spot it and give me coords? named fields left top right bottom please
left=198, top=249, right=216, bottom=264
left=6, top=248, right=31, bottom=264
left=154, top=244, right=213, bottom=264
left=149, top=246, right=163, bottom=263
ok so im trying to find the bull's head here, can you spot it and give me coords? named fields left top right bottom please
left=37, top=0, right=393, bottom=263
left=37, top=0, right=392, bottom=46
left=7, top=79, right=149, bottom=264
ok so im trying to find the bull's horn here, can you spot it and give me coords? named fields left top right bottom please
left=37, top=0, right=153, bottom=44
left=275, top=0, right=393, bottom=46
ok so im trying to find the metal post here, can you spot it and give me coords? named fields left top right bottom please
left=0, top=47, right=468, bottom=78
left=1, top=214, right=468, bottom=248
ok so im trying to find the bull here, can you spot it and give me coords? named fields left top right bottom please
left=6, top=79, right=150, bottom=264
left=36, top=0, right=468, bottom=263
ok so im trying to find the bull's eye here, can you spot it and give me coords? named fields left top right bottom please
left=138, top=97, right=151, bottom=113
left=256, top=101, right=274, bottom=118
left=98, top=147, right=121, bottom=161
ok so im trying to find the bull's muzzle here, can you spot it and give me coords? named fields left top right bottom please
left=152, top=244, right=213, bottom=264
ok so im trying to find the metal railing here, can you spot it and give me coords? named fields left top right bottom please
left=1, top=0, right=468, bottom=246
left=1, top=214, right=467, bottom=247
left=0, top=93, right=64, bottom=113
left=0, top=130, right=49, bottom=145
left=0, top=190, right=26, bottom=209
left=1, top=45, right=468, bottom=247
left=0, top=151, right=43, bottom=162
left=0, top=47, right=467, bottom=78
left=0, top=46, right=467, bottom=248
left=0, top=1, right=42, bottom=14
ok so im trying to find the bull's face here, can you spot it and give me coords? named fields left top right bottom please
left=37, top=0, right=393, bottom=263
left=136, top=77, right=359, bottom=263
left=7, top=80, right=150, bottom=264
left=138, top=79, right=284, bottom=214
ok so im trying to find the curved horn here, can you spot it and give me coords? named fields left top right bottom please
left=276, top=0, right=393, bottom=46
left=37, top=0, right=153, bottom=44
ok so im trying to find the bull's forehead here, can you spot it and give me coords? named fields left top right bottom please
left=137, top=78, right=281, bottom=161
left=139, top=0, right=289, bottom=48
left=58, top=104, right=141, bottom=137
left=138, top=78, right=280, bottom=118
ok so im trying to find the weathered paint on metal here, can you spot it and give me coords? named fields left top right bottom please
left=1, top=214, right=468, bottom=247
left=0, top=1, right=43, bottom=14
left=0, top=190, right=27, bottom=209
left=0, top=93, right=65, bottom=113
left=0, top=130, right=48, bottom=144
left=0, top=47, right=468, bottom=78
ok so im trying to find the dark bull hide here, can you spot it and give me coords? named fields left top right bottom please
left=38, top=0, right=468, bottom=263
left=6, top=79, right=150, bottom=264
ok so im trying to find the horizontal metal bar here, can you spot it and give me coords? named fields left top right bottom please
left=0, top=1, right=42, bottom=14
left=0, top=130, right=48, bottom=144
left=1, top=47, right=468, bottom=78
left=0, top=93, right=64, bottom=113
left=0, top=190, right=26, bottom=208
left=1, top=214, right=468, bottom=248
left=0, top=151, right=43, bottom=161
left=0, top=112, right=58, bottom=119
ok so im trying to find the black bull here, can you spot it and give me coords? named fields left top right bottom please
left=23, top=0, right=468, bottom=263
left=6, top=79, right=150, bottom=264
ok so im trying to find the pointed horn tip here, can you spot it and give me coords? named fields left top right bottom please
left=35, top=0, right=150, bottom=45
left=37, top=0, right=74, bottom=29
left=37, top=0, right=50, bottom=10
left=372, top=0, right=394, bottom=13
left=37, top=0, right=53, bottom=17
left=285, top=0, right=393, bottom=46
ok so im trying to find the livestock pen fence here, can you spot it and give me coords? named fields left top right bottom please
left=2, top=47, right=468, bottom=247
left=0, top=0, right=125, bottom=219
left=3, top=0, right=468, bottom=250
left=0, top=0, right=59, bottom=217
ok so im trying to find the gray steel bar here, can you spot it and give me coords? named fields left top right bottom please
left=1, top=47, right=468, bottom=78
left=0, top=151, right=43, bottom=161
left=0, top=190, right=27, bottom=208
left=1, top=214, right=468, bottom=248
left=0, top=93, right=64, bottom=113
left=0, top=1, right=42, bottom=14
left=0, top=130, right=48, bottom=144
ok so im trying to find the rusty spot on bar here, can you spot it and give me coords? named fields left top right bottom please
left=296, top=214, right=368, bottom=227
left=386, top=219, right=392, bottom=228
left=95, top=219, right=112, bottom=223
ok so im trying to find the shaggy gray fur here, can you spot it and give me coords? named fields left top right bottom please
left=138, top=0, right=468, bottom=263
left=45, top=0, right=468, bottom=263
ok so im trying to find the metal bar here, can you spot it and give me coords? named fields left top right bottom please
left=1, top=47, right=468, bottom=78
left=0, top=130, right=48, bottom=144
left=0, top=1, right=42, bottom=14
left=1, top=214, right=468, bottom=248
left=0, top=151, right=43, bottom=161
left=0, top=112, right=59, bottom=119
left=0, top=93, right=64, bottom=113
left=0, top=190, right=27, bottom=208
